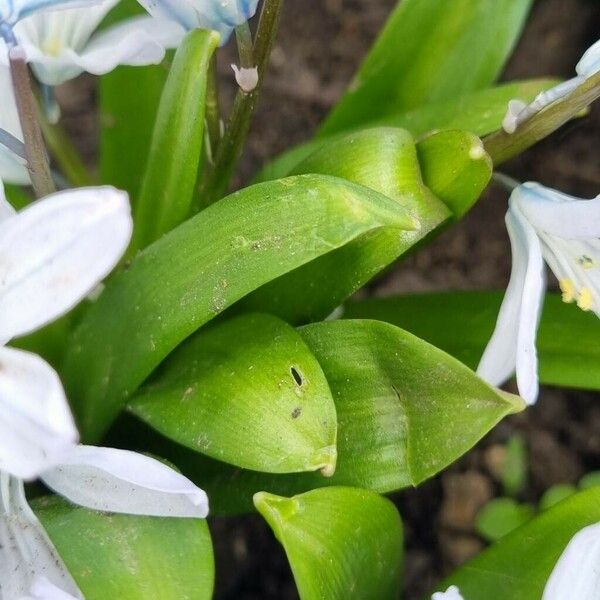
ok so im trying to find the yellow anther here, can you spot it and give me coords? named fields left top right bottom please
left=559, top=279, right=576, bottom=304
left=577, top=288, right=593, bottom=312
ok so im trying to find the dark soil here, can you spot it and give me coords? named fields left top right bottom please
left=62, top=1, right=600, bottom=598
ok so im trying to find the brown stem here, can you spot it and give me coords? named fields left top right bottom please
left=8, top=46, right=55, bottom=198
left=198, top=0, right=284, bottom=208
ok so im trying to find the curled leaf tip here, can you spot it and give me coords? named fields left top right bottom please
left=498, top=390, right=527, bottom=414
left=309, top=444, right=337, bottom=477
left=253, top=492, right=299, bottom=534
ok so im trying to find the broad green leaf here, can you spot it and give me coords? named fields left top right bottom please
left=131, top=29, right=220, bottom=253
left=63, top=175, right=415, bottom=441
left=99, top=0, right=170, bottom=197
left=256, top=80, right=554, bottom=184
left=344, top=291, right=600, bottom=391
left=255, top=487, right=403, bottom=600
left=152, top=319, right=523, bottom=514
left=318, top=0, right=533, bottom=135
left=35, top=496, right=214, bottom=600
left=129, top=313, right=337, bottom=475
left=436, top=487, right=600, bottom=598
left=238, top=128, right=490, bottom=323
left=476, top=498, right=534, bottom=542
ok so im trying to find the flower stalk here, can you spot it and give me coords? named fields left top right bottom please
left=485, top=69, right=600, bottom=166
left=198, top=0, right=284, bottom=208
left=8, top=45, right=55, bottom=198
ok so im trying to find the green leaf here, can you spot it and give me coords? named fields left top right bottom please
left=130, top=29, right=220, bottom=253
left=154, top=319, right=523, bottom=514
left=318, top=0, right=533, bottom=135
left=238, top=128, right=490, bottom=323
left=344, top=292, right=600, bottom=391
left=35, top=496, right=214, bottom=600
left=436, top=487, right=600, bottom=598
left=129, top=313, right=337, bottom=475
left=64, top=175, right=415, bottom=441
left=99, top=1, right=170, bottom=197
left=3, top=184, right=32, bottom=210
left=476, top=498, right=534, bottom=542
left=256, top=80, right=554, bottom=184
left=417, top=130, right=492, bottom=218
left=539, top=485, right=577, bottom=511
left=255, top=487, right=403, bottom=600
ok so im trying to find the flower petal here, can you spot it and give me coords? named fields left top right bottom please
left=136, top=0, right=260, bottom=43
left=14, top=0, right=120, bottom=85
left=0, top=346, right=78, bottom=479
left=432, top=586, right=464, bottom=600
left=477, top=202, right=545, bottom=405
left=0, top=65, right=30, bottom=185
left=0, top=186, right=132, bottom=342
left=516, top=182, right=600, bottom=239
left=22, top=577, right=81, bottom=600
left=510, top=204, right=546, bottom=405
left=542, top=522, right=600, bottom=600
left=2, top=0, right=102, bottom=24
left=136, top=0, right=202, bottom=32
left=16, top=12, right=182, bottom=86
left=0, top=474, right=82, bottom=599
left=41, top=445, right=209, bottom=518
left=80, top=16, right=185, bottom=73
left=576, top=39, right=600, bottom=77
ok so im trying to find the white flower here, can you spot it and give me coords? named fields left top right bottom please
left=478, top=182, right=600, bottom=405
left=0, top=0, right=185, bottom=85
left=0, top=183, right=133, bottom=346
left=503, top=38, right=600, bottom=133
left=0, top=0, right=97, bottom=26
left=137, top=0, right=261, bottom=44
left=542, top=522, right=600, bottom=599
left=0, top=182, right=209, bottom=597
left=432, top=585, right=465, bottom=600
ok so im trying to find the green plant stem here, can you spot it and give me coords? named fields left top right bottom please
left=198, top=0, right=284, bottom=208
left=235, top=22, right=256, bottom=68
left=39, top=113, right=95, bottom=188
left=205, top=54, right=221, bottom=160
left=485, top=70, right=600, bottom=165
left=8, top=46, right=55, bottom=198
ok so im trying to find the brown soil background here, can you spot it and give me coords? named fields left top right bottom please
left=62, top=1, right=600, bottom=598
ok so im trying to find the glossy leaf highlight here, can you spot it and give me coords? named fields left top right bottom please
left=255, top=487, right=403, bottom=600
left=154, top=319, right=523, bottom=514
left=64, top=175, right=415, bottom=441
left=129, top=313, right=337, bottom=475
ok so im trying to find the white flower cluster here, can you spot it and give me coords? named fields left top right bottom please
left=0, top=0, right=261, bottom=183
left=0, top=181, right=209, bottom=598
